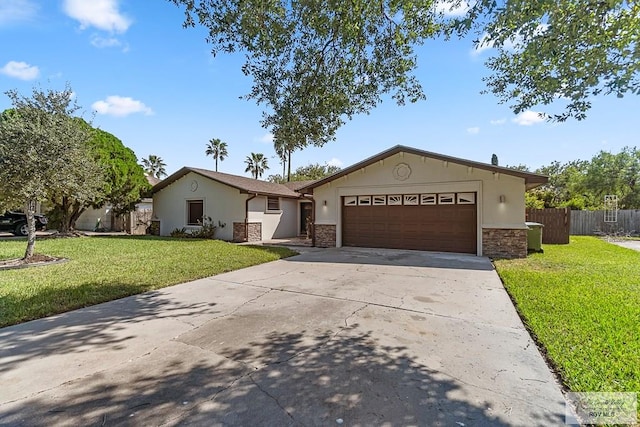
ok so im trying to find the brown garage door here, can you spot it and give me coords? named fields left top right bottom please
left=342, top=197, right=477, bottom=254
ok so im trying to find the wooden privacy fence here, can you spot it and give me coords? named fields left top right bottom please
left=525, top=208, right=571, bottom=244
left=570, top=210, right=640, bottom=236
left=110, top=209, right=153, bottom=235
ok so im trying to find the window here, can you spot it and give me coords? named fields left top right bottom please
left=187, top=200, right=204, bottom=225
left=358, top=196, right=371, bottom=205
left=420, top=194, right=436, bottom=205
left=457, top=193, right=475, bottom=204
left=438, top=193, right=455, bottom=204
left=267, top=196, right=280, bottom=211
left=403, top=195, right=419, bottom=205
left=388, top=195, right=402, bottom=205
left=344, top=196, right=357, bottom=206
left=372, top=195, right=386, bottom=205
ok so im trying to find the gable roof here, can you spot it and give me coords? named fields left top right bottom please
left=282, top=180, right=317, bottom=191
left=298, top=145, right=548, bottom=192
left=152, top=167, right=301, bottom=198
left=145, top=175, right=161, bottom=186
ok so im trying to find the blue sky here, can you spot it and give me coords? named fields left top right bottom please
left=1, top=0, right=638, bottom=178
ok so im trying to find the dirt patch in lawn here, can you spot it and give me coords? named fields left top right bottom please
left=0, top=254, right=67, bottom=270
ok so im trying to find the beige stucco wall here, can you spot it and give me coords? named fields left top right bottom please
left=75, top=206, right=112, bottom=231
left=247, top=196, right=298, bottom=239
left=312, top=151, right=527, bottom=254
left=153, top=172, right=246, bottom=240
left=275, top=198, right=299, bottom=238
left=76, top=199, right=153, bottom=232
left=153, top=172, right=298, bottom=240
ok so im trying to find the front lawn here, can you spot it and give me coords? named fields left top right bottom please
left=0, top=236, right=296, bottom=328
left=494, top=236, right=640, bottom=396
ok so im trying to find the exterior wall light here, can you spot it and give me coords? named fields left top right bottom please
left=499, top=195, right=506, bottom=203
left=323, top=200, right=327, bottom=206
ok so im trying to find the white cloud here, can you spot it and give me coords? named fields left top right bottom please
left=471, top=31, right=522, bottom=56
left=472, top=24, right=548, bottom=56
left=257, top=133, right=274, bottom=144
left=512, top=110, right=546, bottom=126
left=0, top=61, right=39, bottom=80
left=0, top=0, right=38, bottom=26
left=466, top=127, right=480, bottom=135
left=63, top=0, right=131, bottom=33
left=327, top=157, right=343, bottom=168
left=92, top=96, right=153, bottom=117
left=554, top=92, right=572, bottom=101
left=471, top=32, right=514, bottom=56
left=434, top=0, right=471, bottom=17
left=490, top=118, right=506, bottom=125
left=90, top=34, right=121, bottom=48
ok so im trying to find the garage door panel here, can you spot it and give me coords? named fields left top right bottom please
left=371, top=224, right=387, bottom=234
left=387, top=223, right=402, bottom=233
left=342, top=200, right=476, bottom=254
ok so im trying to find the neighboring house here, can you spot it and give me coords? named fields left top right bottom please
left=75, top=199, right=154, bottom=233
left=75, top=205, right=114, bottom=231
left=75, top=175, right=158, bottom=233
left=145, top=175, right=162, bottom=187
left=152, top=145, right=547, bottom=258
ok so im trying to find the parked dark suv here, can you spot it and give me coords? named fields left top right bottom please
left=0, top=211, right=48, bottom=236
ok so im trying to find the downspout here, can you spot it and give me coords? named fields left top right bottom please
left=245, top=193, right=258, bottom=242
left=301, top=194, right=315, bottom=247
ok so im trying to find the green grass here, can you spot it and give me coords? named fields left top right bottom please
left=0, top=236, right=296, bottom=328
left=494, top=236, right=640, bottom=396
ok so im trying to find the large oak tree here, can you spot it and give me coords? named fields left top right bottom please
left=170, top=0, right=638, bottom=140
left=268, top=162, right=341, bottom=183
left=170, top=0, right=437, bottom=148
left=0, top=86, right=102, bottom=259
left=448, top=0, right=640, bottom=121
left=48, top=123, right=151, bottom=232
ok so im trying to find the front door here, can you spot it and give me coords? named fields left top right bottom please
left=300, top=203, right=312, bottom=236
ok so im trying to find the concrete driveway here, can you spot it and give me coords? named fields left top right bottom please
left=0, top=248, right=567, bottom=426
left=609, top=239, right=640, bottom=252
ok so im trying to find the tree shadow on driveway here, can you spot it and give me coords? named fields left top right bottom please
left=282, top=247, right=496, bottom=271
left=0, top=289, right=219, bottom=376
left=1, top=326, right=564, bottom=426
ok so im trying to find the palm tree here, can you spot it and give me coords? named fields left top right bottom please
left=274, top=140, right=287, bottom=179
left=244, top=152, right=269, bottom=179
left=273, top=135, right=301, bottom=182
left=141, top=155, right=167, bottom=179
left=205, top=138, right=228, bottom=172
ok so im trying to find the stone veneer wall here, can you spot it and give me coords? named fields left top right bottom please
left=232, top=222, right=244, bottom=242
left=482, top=228, right=527, bottom=259
left=149, top=220, right=161, bottom=236
left=232, top=222, right=262, bottom=242
left=314, top=224, right=336, bottom=248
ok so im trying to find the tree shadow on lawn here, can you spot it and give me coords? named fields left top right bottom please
left=93, top=234, right=291, bottom=247
left=0, top=327, right=564, bottom=426
left=85, top=235, right=194, bottom=242
left=83, top=235, right=298, bottom=257
left=0, top=288, right=219, bottom=376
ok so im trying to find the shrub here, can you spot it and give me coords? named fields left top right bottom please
left=169, top=218, right=226, bottom=239
left=170, top=227, right=189, bottom=238
left=191, top=216, right=226, bottom=239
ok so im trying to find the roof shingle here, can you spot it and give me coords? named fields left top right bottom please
left=282, top=180, right=317, bottom=192
left=152, top=167, right=301, bottom=198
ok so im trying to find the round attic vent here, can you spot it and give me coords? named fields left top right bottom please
left=392, top=163, right=411, bottom=181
